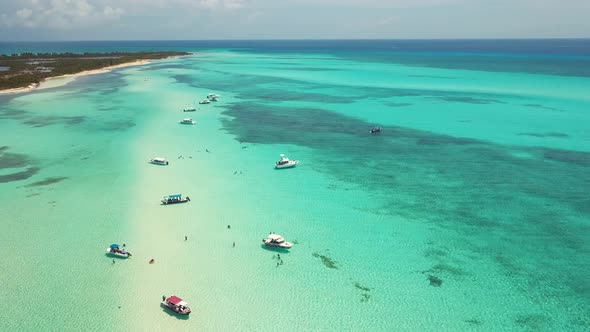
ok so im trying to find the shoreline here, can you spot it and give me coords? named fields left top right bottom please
left=0, top=59, right=151, bottom=95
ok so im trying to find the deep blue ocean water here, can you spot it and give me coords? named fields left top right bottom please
left=2, top=39, right=590, bottom=77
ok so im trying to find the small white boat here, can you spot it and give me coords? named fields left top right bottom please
left=149, top=157, right=169, bottom=166
left=198, top=99, right=211, bottom=104
left=275, top=154, right=299, bottom=169
left=161, top=194, right=190, bottom=205
left=106, top=244, right=131, bottom=258
left=207, top=93, right=220, bottom=101
left=180, top=118, right=196, bottom=125
left=263, top=233, right=293, bottom=249
left=370, top=126, right=382, bottom=134
left=161, top=295, right=191, bottom=315
left=183, top=108, right=196, bottom=112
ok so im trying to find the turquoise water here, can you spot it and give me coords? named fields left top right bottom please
left=1, top=42, right=589, bottom=331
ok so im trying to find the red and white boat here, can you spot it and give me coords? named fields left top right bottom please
left=162, top=295, right=191, bottom=315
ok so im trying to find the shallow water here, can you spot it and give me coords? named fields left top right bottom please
left=0, top=41, right=589, bottom=331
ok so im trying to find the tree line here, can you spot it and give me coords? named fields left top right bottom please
left=0, top=51, right=190, bottom=90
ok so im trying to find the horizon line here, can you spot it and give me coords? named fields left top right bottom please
left=1, top=37, right=590, bottom=43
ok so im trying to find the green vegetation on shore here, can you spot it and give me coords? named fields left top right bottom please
left=0, top=51, right=190, bottom=91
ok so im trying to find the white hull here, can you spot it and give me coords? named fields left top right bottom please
left=149, top=160, right=169, bottom=166
left=106, top=248, right=130, bottom=258
left=263, top=240, right=293, bottom=249
left=161, top=301, right=191, bottom=315
left=275, top=161, right=298, bottom=169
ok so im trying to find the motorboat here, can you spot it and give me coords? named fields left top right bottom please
left=106, top=244, right=131, bottom=258
left=370, top=126, right=382, bottom=134
left=183, top=108, right=196, bottom=112
left=207, top=93, right=220, bottom=101
left=275, top=154, right=299, bottom=169
left=180, top=118, right=196, bottom=125
left=149, top=157, right=169, bottom=166
left=262, top=233, right=293, bottom=249
left=162, top=295, right=191, bottom=315
left=161, top=194, right=190, bottom=205
left=198, top=99, right=211, bottom=104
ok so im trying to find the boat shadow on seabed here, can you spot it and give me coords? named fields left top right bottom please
left=259, top=244, right=291, bottom=254
left=104, top=253, right=131, bottom=259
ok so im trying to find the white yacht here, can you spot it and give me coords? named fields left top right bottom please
left=180, top=118, right=196, bottom=125
left=207, top=93, right=220, bottom=101
left=198, top=99, right=211, bottom=104
left=106, top=244, right=131, bottom=258
left=275, top=154, right=299, bottom=169
left=370, top=126, right=382, bottom=134
left=149, top=157, right=169, bottom=166
left=262, top=233, right=293, bottom=249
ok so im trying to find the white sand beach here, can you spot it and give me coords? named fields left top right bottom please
left=0, top=60, right=151, bottom=95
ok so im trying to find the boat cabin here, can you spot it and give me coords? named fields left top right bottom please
left=276, top=154, right=290, bottom=165
left=161, top=194, right=190, bottom=205
left=163, top=295, right=191, bottom=315
left=266, top=234, right=285, bottom=243
left=150, top=157, right=169, bottom=165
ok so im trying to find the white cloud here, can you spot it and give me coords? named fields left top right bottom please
left=2, top=0, right=590, bottom=40
left=287, top=0, right=462, bottom=8
left=200, top=0, right=219, bottom=8
left=103, top=6, right=124, bottom=19
left=3, top=0, right=126, bottom=29
left=199, top=0, right=246, bottom=10
left=245, top=10, right=263, bottom=23
left=224, top=0, right=245, bottom=9
left=17, top=8, right=33, bottom=19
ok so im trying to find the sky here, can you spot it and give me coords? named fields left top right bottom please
left=0, top=0, right=589, bottom=41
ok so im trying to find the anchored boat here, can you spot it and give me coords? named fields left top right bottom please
left=162, top=295, right=191, bottom=315
left=106, top=244, right=131, bottom=258
left=149, top=157, right=169, bottom=166
left=370, top=126, right=382, bottom=134
left=275, top=154, right=299, bottom=169
left=161, top=194, right=190, bottom=205
left=180, top=118, right=196, bottom=125
left=207, top=93, right=220, bottom=101
left=262, top=233, right=293, bottom=249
